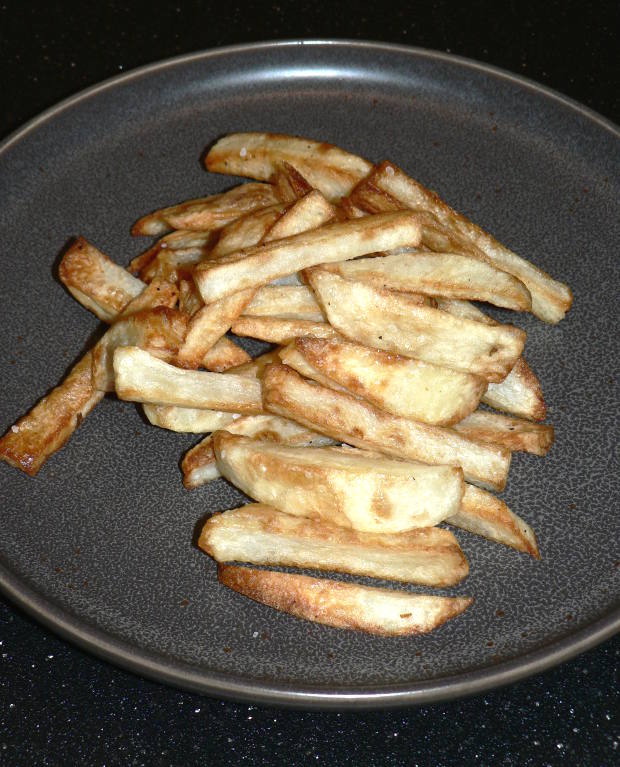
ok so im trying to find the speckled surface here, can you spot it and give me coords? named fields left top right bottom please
left=1, top=0, right=619, bottom=762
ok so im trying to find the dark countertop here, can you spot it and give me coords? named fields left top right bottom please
left=1, top=2, right=618, bottom=764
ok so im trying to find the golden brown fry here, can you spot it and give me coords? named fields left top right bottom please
left=194, top=211, right=422, bottom=304
left=209, top=204, right=285, bottom=259
left=113, top=347, right=262, bottom=413
left=307, top=269, right=526, bottom=382
left=448, top=484, right=540, bottom=558
left=205, top=132, right=373, bottom=200
left=59, top=237, right=144, bottom=322
left=182, top=414, right=336, bottom=488
left=218, top=565, right=473, bottom=635
left=280, top=337, right=486, bottom=426
left=201, top=337, right=251, bottom=372
left=175, top=289, right=256, bottom=369
left=92, top=307, right=189, bottom=391
left=213, top=432, right=464, bottom=531
left=231, top=316, right=341, bottom=344
left=324, top=251, right=532, bottom=310
left=142, top=404, right=239, bottom=433
left=354, top=161, right=572, bottom=323
left=0, top=352, right=104, bottom=476
left=225, top=350, right=284, bottom=379
left=132, top=182, right=281, bottom=236
left=271, top=160, right=315, bottom=202
left=452, top=410, right=554, bottom=455
left=262, top=364, right=511, bottom=492
left=200, top=504, right=469, bottom=587
left=242, top=285, right=324, bottom=321
left=264, top=189, right=337, bottom=241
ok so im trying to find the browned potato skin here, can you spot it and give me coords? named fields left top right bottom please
left=218, top=565, right=474, bottom=636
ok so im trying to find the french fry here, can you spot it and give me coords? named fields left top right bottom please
left=138, top=247, right=206, bottom=285
left=200, top=504, right=469, bottom=587
left=142, top=404, right=239, bottom=434
left=353, top=161, right=573, bottom=323
left=201, top=337, right=251, bottom=372
left=280, top=337, right=486, bottom=426
left=271, top=160, right=315, bottom=202
left=307, top=269, right=525, bottom=382
left=263, top=364, right=511, bottom=491
left=131, top=182, right=281, bottom=236
left=175, top=288, right=256, bottom=369
left=209, top=204, right=285, bottom=259
left=205, top=132, right=373, bottom=200
left=218, top=565, right=473, bottom=636
left=59, top=237, right=144, bottom=321
left=225, top=350, right=284, bottom=379
left=447, top=484, right=540, bottom=558
left=483, top=358, right=546, bottom=421
left=182, top=414, right=336, bottom=488
left=194, top=211, right=423, bottom=303
left=213, top=432, right=465, bottom=531
left=264, top=189, right=337, bottom=241
left=436, top=297, right=498, bottom=325
left=323, top=251, right=532, bottom=310
left=92, top=307, right=189, bottom=391
left=113, top=347, right=262, bottom=413
left=452, top=410, right=554, bottom=455
left=128, top=229, right=214, bottom=276
left=231, top=316, right=341, bottom=344
left=243, top=285, right=324, bottom=321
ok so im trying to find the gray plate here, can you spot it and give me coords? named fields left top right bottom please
left=0, top=41, right=618, bottom=709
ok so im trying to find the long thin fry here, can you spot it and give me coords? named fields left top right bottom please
left=231, top=316, right=341, bottom=344
left=263, top=364, right=511, bottom=492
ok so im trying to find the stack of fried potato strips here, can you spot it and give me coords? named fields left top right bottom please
left=1, top=133, right=572, bottom=636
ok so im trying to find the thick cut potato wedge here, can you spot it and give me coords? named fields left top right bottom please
left=194, top=211, right=423, bottom=303
left=307, top=269, right=525, bottom=382
left=205, top=132, right=373, bottom=200
left=263, top=364, right=511, bottom=492
left=213, top=432, right=464, bottom=531
left=113, top=347, right=262, bottom=413
left=447, top=484, right=540, bottom=558
left=92, top=307, right=188, bottom=391
left=244, top=285, right=324, bottom=321
left=182, top=415, right=336, bottom=488
left=218, top=565, right=473, bottom=636
left=353, top=161, right=573, bottom=323
left=483, top=358, right=546, bottom=421
left=59, top=237, right=144, bottom=321
left=452, top=411, right=554, bottom=455
left=200, top=504, right=469, bottom=587
left=280, top=337, right=486, bottom=426
left=231, top=317, right=341, bottom=344
left=132, top=182, right=281, bottom=236
left=324, top=251, right=532, bottom=310
left=142, top=405, right=239, bottom=433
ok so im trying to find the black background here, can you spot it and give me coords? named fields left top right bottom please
left=1, top=1, right=618, bottom=764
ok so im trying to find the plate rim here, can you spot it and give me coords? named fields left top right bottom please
left=1, top=38, right=618, bottom=709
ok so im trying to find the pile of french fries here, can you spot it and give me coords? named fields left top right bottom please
left=0, top=132, right=572, bottom=636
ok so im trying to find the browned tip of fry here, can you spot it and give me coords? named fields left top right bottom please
left=131, top=215, right=168, bottom=237
left=218, top=564, right=473, bottom=635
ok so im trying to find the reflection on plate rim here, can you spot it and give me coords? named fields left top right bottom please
left=0, top=40, right=618, bottom=709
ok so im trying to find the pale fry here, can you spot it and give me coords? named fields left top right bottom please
left=483, top=357, right=546, bottom=421
left=231, top=316, right=341, bottom=344
left=142, top=404, right=239, bottom=433
left=244, top=285, right=324, bottom=321
left=59, top=237, right=144, bottom=321
left=201, top=337, right=251, bottom=372
left=205, top=132, right=373, bottom=200
left=262, top=364, right=511, bottom=492
left=280, top=337, right=486, bottom=426
left=225, top=350, right=284, bottom=379
left=193, top=211, right=423, bottom=303
left=175, top=288, right=256, bottom=369
left=128, top=230, right=213, bottom=276
left=131, top=182, right=281, bottom=236
left=92, top=307, right=189, bottom=391
left=271, top=160, right=315, bottom=202
left=307, top=269, right=525, bottom=382
left=264, top=189, right=337, bottom=241
left=113, top=347, right=262, bottom=413
left=324, top=251, right=532, bottom=310
left=209, top=204, right=285, bottom=259
left=218, top=565, right=473, bottom=636
left=213, top=432, right=464, bottom=531
left=358, top=161, right=573, bottom=323
left=182, top=414, right=336, bottom=489
left=436, top=297, right=497, bottom=325
left=447, top=484, right=540, bottom=558
left=452, top=410, right=554, bottom=455
left=200, top=504, right=469, bottom=587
